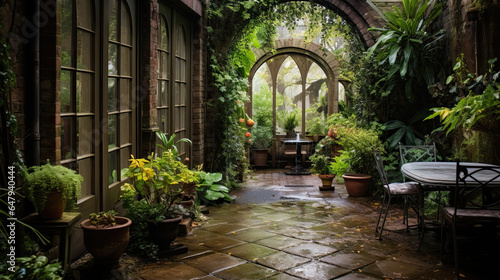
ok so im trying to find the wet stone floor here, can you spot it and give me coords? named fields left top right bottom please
left=73, top=169, right=499, bottom=279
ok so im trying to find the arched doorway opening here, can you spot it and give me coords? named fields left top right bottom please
left=248, top=40, right=340, bottom=167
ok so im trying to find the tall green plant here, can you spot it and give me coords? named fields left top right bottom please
left=367, top=0, right=445, bottom=100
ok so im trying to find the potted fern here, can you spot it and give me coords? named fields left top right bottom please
left=80, top=210, right=132, bottom=267
left=22, top=162, right=83, bottom=219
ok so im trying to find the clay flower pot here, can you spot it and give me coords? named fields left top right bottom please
left=342, top=174, right=372, bottom=197
left=80, top=216, right=132, bottom=267
left=147, top=215, right=183, bottom=249
left=318, top=174, right=335, bottom=191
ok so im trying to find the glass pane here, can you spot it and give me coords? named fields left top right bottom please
left=77, top=158, right=93, bottom=198
left=108, top=43, right=118, bottom=75
left=121, top=2, right=132, bottom=44
left=160, top=109, right=167, bottom=132
left=174, top=83, right=180, bottom=105
left=77, top=72, right=92, bottom=113
left=180, top=107, right=185, bottom=130
left=120, top=46, right=131, bottom=76
left=159, top=52, right=167, bottom=79
left=161, top=17, right=168, bottom=50
left=61, top=117, right=74, bottom=160
left=180, top=83, right=186, bottom=105
left=108, top=114, right=117, bottom=149
left=176, top=26, right=186, bottom=57
left=120, top=79, right=130, bottom=110
left=77, top=116, right=93, bottom=156
left=175, top=107, right=180, bottom=131
left=61, top=70, right=72, bottom=113
left=166, top=53, right=170, bottom=78
left=107, top=78, right=117, bottom=111
left=119, top=113, right=130, bottom=145
left=108, top=150, right=118, bottom=185
left=109, top=0, right=118, bottom=41
left=77, top=0, right=93, bottom=30
left=175, top=58, right=180, bottom=80
left=180, top=60, right=186, bottom=81
left=77, top=30, right=94, bottom=70
left=120, top=147, right=131, bottom=180
left=61, top=0, right=72, bottom=67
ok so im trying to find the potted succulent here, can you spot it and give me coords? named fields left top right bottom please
left=80, top=210, right=132, bottom=267
left=250, top=124, right=275, bottom=166
left=121, top=151, right=195, bottom=253
left=22, top=162, right=83, bottom=219
left=309, top=154, right=335, bottom=191
left=335, top=125, right=384, bottom=196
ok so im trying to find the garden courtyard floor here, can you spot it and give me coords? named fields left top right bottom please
left=72, top=169, right=499, bottom=280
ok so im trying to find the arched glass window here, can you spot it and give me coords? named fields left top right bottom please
left=276, top=56, right=302, bottom=135
left=107, top=0, right=134, bottom=186
left=60, top=0, right=96, bottom=199
left=157, top=5, right=191, bottom=159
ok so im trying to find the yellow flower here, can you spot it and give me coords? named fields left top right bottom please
left=129, top=154, right=149, bottom=169
left=142, top=167, right=155, bottom=181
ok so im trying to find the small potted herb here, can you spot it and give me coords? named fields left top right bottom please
left=309, top=154, right=335, bottom=191
left=80, top=210, right=132, bottom=267
left=22, top=162, right=83, bottom=219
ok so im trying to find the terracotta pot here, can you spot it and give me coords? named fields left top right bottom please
left=318, top=174, right=335, bottom=191
left=37, top=190, right=66, bottom=219
left=342, top=174, right=372, bottom=197
left=80, top=216, right=132, bottom=267
left=253, top=149, right=269, bottom=166
left=147, top=216, right=182, bottom=249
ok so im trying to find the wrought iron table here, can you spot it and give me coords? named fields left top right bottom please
left=401, top=162, right=500, bottom=187
left=281, top=138, right=314, bottom=175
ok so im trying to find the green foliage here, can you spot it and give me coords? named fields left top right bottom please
left=121, top=198, right=159, bottom=261
left=307, top=116, right=328, bottom=136
left=195, top=170, right=231, bottom=205
left=0, top=255, right=63, bottom=280
left=336, top=126, right=384, bottom=175
left=426, top=57, right=500, bottom=135
left=121, top=152, right=195, bottom=220
left=309, top=154, right=332, bottom=175
left=382, top=110, right=428, bottom=147
left=314, top=136, right=338, bottom=158
left=329, top=151, right=350, bottom=178
left=156, top=132, right=192, bottom=161
left=89, top=210, right=118, bottom=228
left=367, top=0, right=445, bottom=100
left=22, top=162, right=83, bottom=211
left=283, top=111, right=299, bottom=132
left=250, top=124, right=274, bottom=149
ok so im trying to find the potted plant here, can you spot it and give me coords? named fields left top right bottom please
left=335, top=125, right=384, bottom=196
left=329, top=151, right=350, bottom=184
left=121, top=151, right=195, bottom=254
left=307, top=116, right=328, bottom=142
left=283, top=111, right=299, bottom=138
left=80, top=210, right=132, bottom=267
left=22, top=162, right=83, bottom=219
left=309, top=154, right=335, bottom=191
left=250, top=124, right=275, bottom=166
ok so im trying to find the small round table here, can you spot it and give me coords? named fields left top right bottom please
left=281, top=138, right=314, bottom=175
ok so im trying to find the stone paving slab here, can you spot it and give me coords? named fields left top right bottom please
left=124, top=170, right=496, bottom=280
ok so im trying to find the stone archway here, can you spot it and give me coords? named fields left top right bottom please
left=249, top=38, right=341, bottom=117
left=278, top=0, right=386, bottom=48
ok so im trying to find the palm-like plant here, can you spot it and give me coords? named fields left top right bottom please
left=367, top=0, right=445, bottom=100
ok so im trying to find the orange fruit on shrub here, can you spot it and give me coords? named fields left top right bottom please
left=246, top=119, right=255, bottom=127
left=239, top=118, right=245, bottom=123
left=245, top=132, right=251, bottom=138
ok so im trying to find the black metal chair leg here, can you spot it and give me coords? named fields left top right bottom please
left=378, top=195, right=392, bottom=240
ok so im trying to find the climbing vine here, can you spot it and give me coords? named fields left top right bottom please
left=206, top=1, right=364, bottom=187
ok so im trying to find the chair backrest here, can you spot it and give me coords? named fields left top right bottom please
left=399, top=142, right=437, bottom=165
left=373, top=149, right=390, bottom=186
left=454, top=162, right=500, bottom=211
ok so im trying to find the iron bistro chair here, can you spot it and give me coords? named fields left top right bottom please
left=373, top=149, right=423, bottom=240
left=441, top=162, right=500, bottom=280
